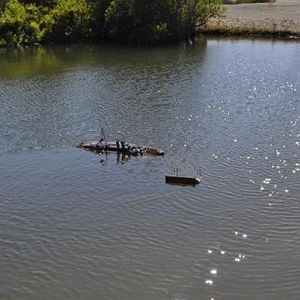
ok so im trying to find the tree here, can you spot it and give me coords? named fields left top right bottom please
left=104, top=0, right=222, bottom=43
left=45, top=0, right=92, bottom=42
left=0, top=0, right=36, bottom=46
left=0, top=0, right=222, bottom=46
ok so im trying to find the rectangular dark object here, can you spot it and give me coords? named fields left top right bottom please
left=165, top=176, right=200, bottom=186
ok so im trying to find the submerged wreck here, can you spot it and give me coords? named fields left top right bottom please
left=77, top=140, right=164, bottom=156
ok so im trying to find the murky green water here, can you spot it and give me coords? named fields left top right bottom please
left=0, top=39, right=299, bottom=300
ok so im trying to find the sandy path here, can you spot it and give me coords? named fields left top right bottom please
left=225, top=0, right=300, bottom=21
left=204, top=0, right=300, bottom=37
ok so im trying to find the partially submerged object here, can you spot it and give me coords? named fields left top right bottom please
left=165, top=168, right=202, bottom=186
left=165, top=176, right=200, bottom=186
left=77, top=141, right=164, bottom=156
left=77, top=128, right=164, bottom=156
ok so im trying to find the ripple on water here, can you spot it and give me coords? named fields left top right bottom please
left=0, top=40, right=300, bottom=300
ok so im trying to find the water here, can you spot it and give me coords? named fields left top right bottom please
left=0, top=39, right=299, bottom=300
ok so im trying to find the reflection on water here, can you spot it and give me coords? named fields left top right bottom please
left=0, top=47, right=71, bottom=77
left=91, top=151, right=133, bottom=165
left=0, top=39, right=300, bottom=300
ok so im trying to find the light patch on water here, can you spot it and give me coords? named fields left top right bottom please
left=235, top=253, right=246, bottom=262
left=205, top=279, right=213, bottom=285
left=210, top=269, right=218, bottom=275
left=212, top=154, right=218, bottom=160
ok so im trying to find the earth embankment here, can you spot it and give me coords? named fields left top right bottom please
left=203, top=0, right=300, bottom=38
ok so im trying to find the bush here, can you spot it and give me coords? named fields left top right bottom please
left=0, top=0, right=222, bottom=46
left=0, top=0, right=41, bottom=46
left=104, top=0, right=222, bottom=43
left=0, top=0, right=92, bottom=46
left=45, top=0, right=92, bottom=42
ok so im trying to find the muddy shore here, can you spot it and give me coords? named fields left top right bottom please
left=203, top=0, right=300, bottom=38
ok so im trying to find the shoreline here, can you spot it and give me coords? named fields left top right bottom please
left=202, top=0, right=300, bottom=39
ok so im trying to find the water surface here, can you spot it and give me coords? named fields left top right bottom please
left=0, top=39, right=299, bottom=300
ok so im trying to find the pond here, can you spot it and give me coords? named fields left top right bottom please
left=0, top=38, right=299, bottom=300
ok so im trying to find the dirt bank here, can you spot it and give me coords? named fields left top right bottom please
left=203, top=0, right=300, bottom=38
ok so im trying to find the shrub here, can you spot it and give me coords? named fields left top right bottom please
left=0, top=0, right=222, bottom=46
left=45, top=0, right=92, bottom=42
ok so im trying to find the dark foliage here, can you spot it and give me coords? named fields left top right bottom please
left=0, top=0, right=222, bottom=46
